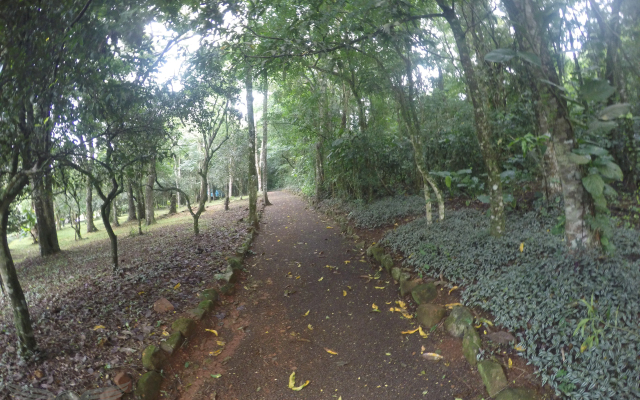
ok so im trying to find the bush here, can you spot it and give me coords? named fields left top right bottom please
left=347, top=195, right=425, bottom=229
left=382, top=208, right=640, bottom=399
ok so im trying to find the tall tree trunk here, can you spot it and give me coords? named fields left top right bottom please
left=437, top=0, right=505, bottom=236
left=136, top=177, right=145, bottom=227
left=86, top=140, right=97, bottom=233
left=245, top=62, right=259, bottom=229
left=262, top=71, right=272, bottom=205
left=226, top=168, right=233, bottom=211
left=31, top=171, right=60, bottom=256
left=315, top=142, right=325, bottom=203
left=175, top=155, right=181, bottom=206
left=255, top=126, right=262, bottom=192
left=111, top=197, right=120, bottom=227
left=504, top=0, right=593, bottom=247
left=127, top=180, right=137, bottom=221
left=145, top=160, right=156, bottom=225
left=169, top=192, right=177, bottom=214
left=100, top=199, right=118, bottom=271
left=0, top=186, right=37, bottom=353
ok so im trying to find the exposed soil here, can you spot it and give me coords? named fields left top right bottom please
left=160, top=191, right=551, bottom=400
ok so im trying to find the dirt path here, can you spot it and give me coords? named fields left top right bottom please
left=160, top=191, right=488, bottom=399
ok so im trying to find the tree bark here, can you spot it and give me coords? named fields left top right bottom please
left=246, top=62, right=259, bottom=229
left=86, top=140, right=97, bottom=233
left=169, top=192, right=177, bottom=214
left=127, top=180, right=137, bottom=221
left=136, top=177, right=145, bottom=227
left=437, top=0, right=504, bottom=236
left=0, top=183, right=37, bottom=353
left=31, top=171, right=60, bottom=256
left=145, top=160, right=156, bottom=225
left=262, top=71, right=272, bottom=205
left=100, top=199, right=119, bottom=271
left=175, top=155, right=181, bottom=206
left=226, top=169, right=233, bottom=211
left=111, top=196, right=120, bottom=227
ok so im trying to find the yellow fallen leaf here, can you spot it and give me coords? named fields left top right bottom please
left=303, top=310, right=310, bottom=317
left=308, top=324, right=313, bottom=330
left=93, top=325, right=106, bottom=330
left=402, top=328, right=420, bottom=335
left=476, top=317, right=494, bottom=327
left=344, top=260, right=350, bottom=264
left=418, top=326, right=428, bottom=338
left=288, top=371, right=310, bottom=391
left=371, top=304, right=380, bottom=312
left=448, top=286, right=459, bottom=295
left=375, top=286, right=386, bottom=289
left=318, top=277, right=324, bottom=282
left=396, top=300, right=407, bottom=309
left=211, top=349, right=222, bottom=356
left=205, top=329, right=218, bottom=336
left=385, top=301, right=392, bottom=305
left=508, top=358, right=513, bottom=368
left=162, top=331, right=170, bottom=337
left=138, top=291, right=144, bottom=295
left=444, top=303, right=463, bottom=309
left=295, top=276, right=300, bottom=279
left=519, top=242, right=524, bottom=252
left=401, top=311, right=414, bottom=319
left=173, top=283, right=181, bottom=290
left=423, top=352, right=443, bottom=361
left=514, top=345, right=525, bottom=352
left=217, top=341, right=226, bottom=346
left=325, top=348, right=338, bottom=355
left=580, top=343, right=588, bottom=353
left=326, top=226, right=333, bottom=229
left=343, top=290, right=347, bottom=297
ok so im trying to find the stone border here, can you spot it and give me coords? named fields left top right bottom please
left=133, top=205, right=265, bottom=400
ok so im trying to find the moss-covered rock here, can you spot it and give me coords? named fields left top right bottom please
left=199, top=289, right=219, bottom=302
left=141, top=345, right=166, bottom=371
left=391, top=267, right=402, bottom=282
left=411, top=283, right=437, bottom=304
left=198, top=300, right=214, bottom=312
left=495, top=387, right=538, bottom=400
left=354, top=241, right=365, bottom=250
left=444, top=306, right=474, bottom=337
left=462, top=326, right=482, bottom=366
left=416, top=304, right=446, bottom=329
left=187, top=307, right=206, bottom=321
left=135, top=371, right=162, bottom=400
left=366, top=245, right=384, bottom=262
left=160, top=332, right=184, bottom=355
left=477, top=360, right=507, bottom=397
left=171, top=318, right=196, bottom=338
left=228, top=256, right=243, bottom=271
left=381, top=254, right=394, bottom=272
left=219, top=283, right=235, bottom=295
left=400, top=279, right=420, bottom=296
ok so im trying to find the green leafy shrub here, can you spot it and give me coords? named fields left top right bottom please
left=347, top=195, right=425, bottom=229
left=382, top=209, right=640, bottom=399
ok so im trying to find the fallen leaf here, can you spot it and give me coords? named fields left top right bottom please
left=326, top=226, right=333, bottom=229
left=508, top=358, right=513, bottom=368
left=93, top=325, right=106, bottom=331
left=343, top=290, right=347, bottom=297
left=211, top=374, right=222, bottom=379
left=173, top=283, right=181, bottom=290
left=371, top=304, right=380, bottom=312
left=318, top=277, right=324, bottom=282
left=422, top=353, right=443, bottom=361
left=396, top=300, right=407, bottom=309
left=308, top=324, right=313, bottom=331
left=402, top=328, right=420, bottom=335
left=514, top=344, right=525, bottom=352
left=303, top=310, right=310, bottom=317
left=401, top=311, right=414, bottom=319
left=444, top=303, right=463, bottom=309
left=374, top=286, right=386, bottom=289
left=162, top=331, right=170, bottom=337
left=211, top=349, right=223, bottom=356
left=418, top=326, right=428, bottom=338
left=448, top=286, right=459, bottom=295
left=519, top=242, right=524, bottom=252
left=325, top=348, right=338, bottom=355
left=217, top=341, right=226, bottom=346
left=138, top=291, right=144, bottom=295
left=288, top=372, right=310, bottom=391
left=344, top=260, right=350, bottom=264
left=206, top=329, right=219, bottom=336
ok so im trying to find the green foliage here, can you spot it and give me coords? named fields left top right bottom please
left=383, top=208, right=640, bottom=398
left=346, top=195, right=425, bottom=229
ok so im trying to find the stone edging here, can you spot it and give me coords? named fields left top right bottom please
left=132, top=204, right=265, bottom=400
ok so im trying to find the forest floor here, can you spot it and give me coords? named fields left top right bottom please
left=159, top=191, right=552, bottom=400
left=0, top=197, right=252, bottom=397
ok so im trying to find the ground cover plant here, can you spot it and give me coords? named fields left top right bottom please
left=346, top=195, right=426, bottom=229
left=382, top=208, right=640, bottom=399
left=0, top=200, right=249, bottom=393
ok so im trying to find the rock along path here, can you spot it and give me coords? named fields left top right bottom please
left=161, top=191, right=486, bottom=400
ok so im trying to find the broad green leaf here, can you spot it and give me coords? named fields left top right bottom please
left=587, top=120, right=617, bottom=136
left=567, top=153, right=591, bottom=165
left=445, top=175, right=452, bottom=188
left=477, top=194, right=490, bottom=204
left=598, top=103, right=631, bottom=120
left=597, top=161, right=623, bottom=181
left=582, top=174, right=604, bottom=197
left=573, top=145, right=608, bottom=156
left=580, top=79, right=616, bottom=103
left=500, top=170, right=516, bottom=181
left=539, top=79, right=567, bottom=92
left=456, top=169, right=472, bottom=175
left=484, top=48, right=517, bottom=63
left=603, top=184, right=618, bottom=198
left=517, top=51, right=542, bottom=66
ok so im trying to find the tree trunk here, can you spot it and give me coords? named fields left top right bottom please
left=226, top=170, right=233, bottom=211
left=127, top=180, right=137, bottom=221
left=255, top=126, right=262, bottom=192
left=0, top=189, right=37, bottom=353
left=169, top=192, right=177, bottom=214
left=262, top=71, right=272, bottom=205
left=136, top=178, right=145, bottom=227
left=315, top=142, right=325, bottom=203
left=175, top=155, right=181, bottom=206
left=145, top=160, right=156, bottom=225
left=100, top=200, right=118, bottom=271
left=437, top=0, right=505, bottom=236
left=111, top=197, right=120, bottom=227
left=31, top=171, right=60, bottom=256
left=246, top=62, right=259, bottom=229
left=86, top=140, right=97, bottom=233
left=503, top=0, right=593, bottom=247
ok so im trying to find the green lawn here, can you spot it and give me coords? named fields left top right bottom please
left=8, top=196, right=245, bottom=264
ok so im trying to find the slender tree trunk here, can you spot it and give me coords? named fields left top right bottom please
left=136, top=178, right=145, bottom=227
left=145, top=160, right=156, bottom=225
left=0, top=189, right=37, bottom=353
left=175, top=155, right=181, bottom=206
left=315, top=142, right=325, bottom=203
left=437, top=0, right=505, bottom=236
left=100, top=200, right=118, bottom=271
left=245, top=62, right=259, bottom=229
left=255, top=127, right=262, bottom=192
left=31, top=171, right=60, bottom=256
left=111, top=197, right=120, bottom=227
left=86, top=140, right=97, bottom=233
left=127, top=180, right=137, bottom=221
left=226, top=169, right=233, bottom=211
left=262, top=71, right=272, bottom=205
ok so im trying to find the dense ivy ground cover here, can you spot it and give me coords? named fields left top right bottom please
left=382, top=209, right=640, bottom=399
left=339, top=195, right=425, bottom=229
